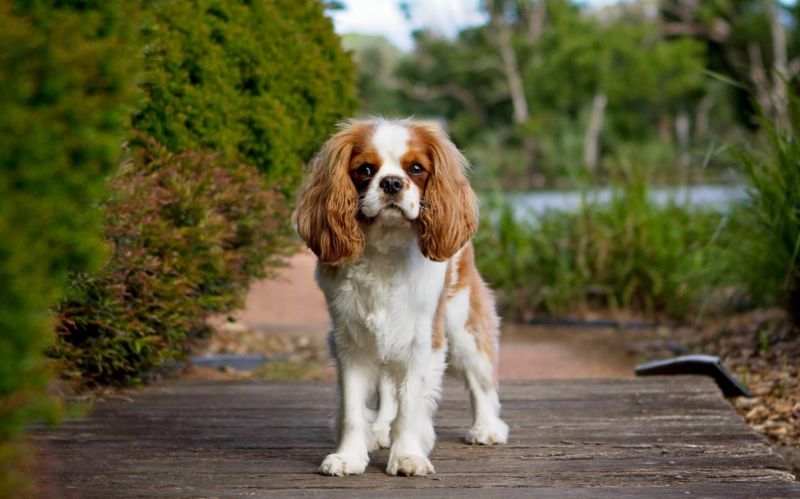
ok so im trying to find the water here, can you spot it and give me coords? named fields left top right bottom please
left=506, top=184, right=747, bottom=220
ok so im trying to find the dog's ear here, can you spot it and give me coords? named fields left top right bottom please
left=293, top=123, right=369, bottom=264
left=413, top=126, right=479, bottom=262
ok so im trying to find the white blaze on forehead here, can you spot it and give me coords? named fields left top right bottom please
left=371, top=122, right=410, bottom=169
left=359, top=121, right=421, bottom=222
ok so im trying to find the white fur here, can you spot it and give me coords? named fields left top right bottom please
left=315, top=121, right=507, bottom=477
left=360, top=123, right=421, bottom=221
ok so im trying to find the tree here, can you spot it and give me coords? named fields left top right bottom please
left=133, top=0, right=359, bottom=185
left=661, top=0, right=800, bottom=127
left=369, top=0, right=707, bottom=187
left=342, top=33, right=406, bottom=117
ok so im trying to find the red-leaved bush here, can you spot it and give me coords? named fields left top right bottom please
left=49, top=138, right=293, bottom=387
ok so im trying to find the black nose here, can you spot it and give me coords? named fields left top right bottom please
left=379, top=176, right=404, bottom=195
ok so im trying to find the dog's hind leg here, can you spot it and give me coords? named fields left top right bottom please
left=446, top=282, right=508, bottom=446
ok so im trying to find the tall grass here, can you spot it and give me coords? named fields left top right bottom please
left=474, top=165, right=720, bottom=321
left=713, top=95, right=800, bottom=329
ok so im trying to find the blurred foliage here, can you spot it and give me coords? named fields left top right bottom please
left=474, top=165, right=721, bottom=320
left=49, top=139, right=293, bottom=388
left=0, top=0, right=141, bottom=494
left=341, top=34, right=406, bottom=117
left=345, top=0, right=798, bottom=189
left=710, top=93, right=800, bottom=331
left=133, top=0, right=358, bottom=187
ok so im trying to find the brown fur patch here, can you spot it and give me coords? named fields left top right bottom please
left=452, top=243, right=500, bottom=386
left=467, top=278, right=498, bottom=366
left=318, top=262, right=339, bottom=280
left=454, top=243, right=473, bottom=292
left=432, top=260, right=453, bottom=350
left=406, top=124, right=479, bottom=262
left=293, top=121, right=376, bottom=265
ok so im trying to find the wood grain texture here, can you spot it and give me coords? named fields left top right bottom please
left=36, top=377, right=799, bottom=498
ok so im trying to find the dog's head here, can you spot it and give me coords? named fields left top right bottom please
left=294, top=119, right=479, bottom=265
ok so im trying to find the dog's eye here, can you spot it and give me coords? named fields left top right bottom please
left=357, top=163, right=375, bottom=177
left=409, top=163, right=424, bottom=176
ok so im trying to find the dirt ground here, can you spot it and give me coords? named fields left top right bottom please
left=214, top=249, right=638, bottom=380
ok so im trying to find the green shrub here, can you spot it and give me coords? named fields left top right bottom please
left=133, top=0, right=358, bottom=186
left=0, top=0, right=141, bottom=493
left=713, top=96, right=800, bottom=329
left=50, top=139, right=292, bottom=388
left=475, top=168, right=720, bottom=320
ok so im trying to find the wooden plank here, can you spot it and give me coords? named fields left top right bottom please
left=56, top=485, right=800, bottom=499
left=37, top=377, right=800, bottom=497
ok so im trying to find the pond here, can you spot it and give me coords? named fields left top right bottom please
left=504, top=184, right=746, bottom=220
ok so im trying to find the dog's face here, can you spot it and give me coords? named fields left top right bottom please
left=294, top=120, right=479, bottom=265
left=351, top=123, right=428, bottom=225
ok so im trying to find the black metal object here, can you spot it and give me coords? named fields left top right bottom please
left=635, top=354, right=753, bottom=398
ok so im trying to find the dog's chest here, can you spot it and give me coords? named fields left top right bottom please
left=319, top=249, right=446, bottom=361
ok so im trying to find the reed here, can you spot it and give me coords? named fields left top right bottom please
left=475, top=164, right=720, bottom=320
left=714, top=94, right=800, bottom=329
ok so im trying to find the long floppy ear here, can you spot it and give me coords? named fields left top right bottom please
left=413, top=126, right=479, bottom=262
left=293, top=123, right=369, bottom=264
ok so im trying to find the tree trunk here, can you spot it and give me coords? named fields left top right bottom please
left=695, top=95, right=713, bottom=140
left=527, top=0, right=547, bottom=67
left=486, top=0, right=529, bottom=124
left=763, top=0, right=788, bottom=126
left=527, top=0, right=546, bottom=45
left=497, top=27, right=529, bottom=124
left=584, top=93, right=607, bottom=171
left=748, top=42, right=773, bottom=116
left=675, top=110, right=691, bottom=167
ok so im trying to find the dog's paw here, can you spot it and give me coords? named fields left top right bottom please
left=370, top=423, right=392, bottom=451
left=319, top=453, right=368, bottom=476
left=465, top=418, right=509, bottom=445
left=386, top=455, right=434, bottom=476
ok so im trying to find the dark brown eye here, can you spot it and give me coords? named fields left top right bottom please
left=357, top=163, right=375, bottom=177
left=409, top=163, right=424, bottom=175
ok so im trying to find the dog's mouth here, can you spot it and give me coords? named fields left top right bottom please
left=384, top=204, right=404, bottom=213
left=360, top=203, right=414, bottom=224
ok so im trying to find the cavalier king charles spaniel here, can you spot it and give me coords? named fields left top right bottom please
left=294, top=119, right=508, bottom=477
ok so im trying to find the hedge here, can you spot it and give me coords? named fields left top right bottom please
left=133, top=0, right=359, bottom=185
left=50, top=139, right=293, bottom=388
left=0, top=0, right=141, bottom=494
left=50, top=0, right=358, bottom=388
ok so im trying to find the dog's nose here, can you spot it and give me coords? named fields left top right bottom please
left=379, top=176, right=404, bottom=195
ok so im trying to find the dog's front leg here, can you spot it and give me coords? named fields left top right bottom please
left=386, top=352, right=436, bottom=476
left=370, top=372, right=396, bottom=450
left=319, top=356, right=375, bottom=476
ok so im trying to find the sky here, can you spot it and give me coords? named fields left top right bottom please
left=328, top=0, right=617, bottom=52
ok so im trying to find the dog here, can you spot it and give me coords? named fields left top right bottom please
left=293, top=118, right=508, bottom=477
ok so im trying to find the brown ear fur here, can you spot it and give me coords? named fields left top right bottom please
left=293, top=122, right=372, bottom=264
left=412, top=126, right=479, bottom=262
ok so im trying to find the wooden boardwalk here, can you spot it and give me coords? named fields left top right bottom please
left=40, top=377, right=799, bottom=498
